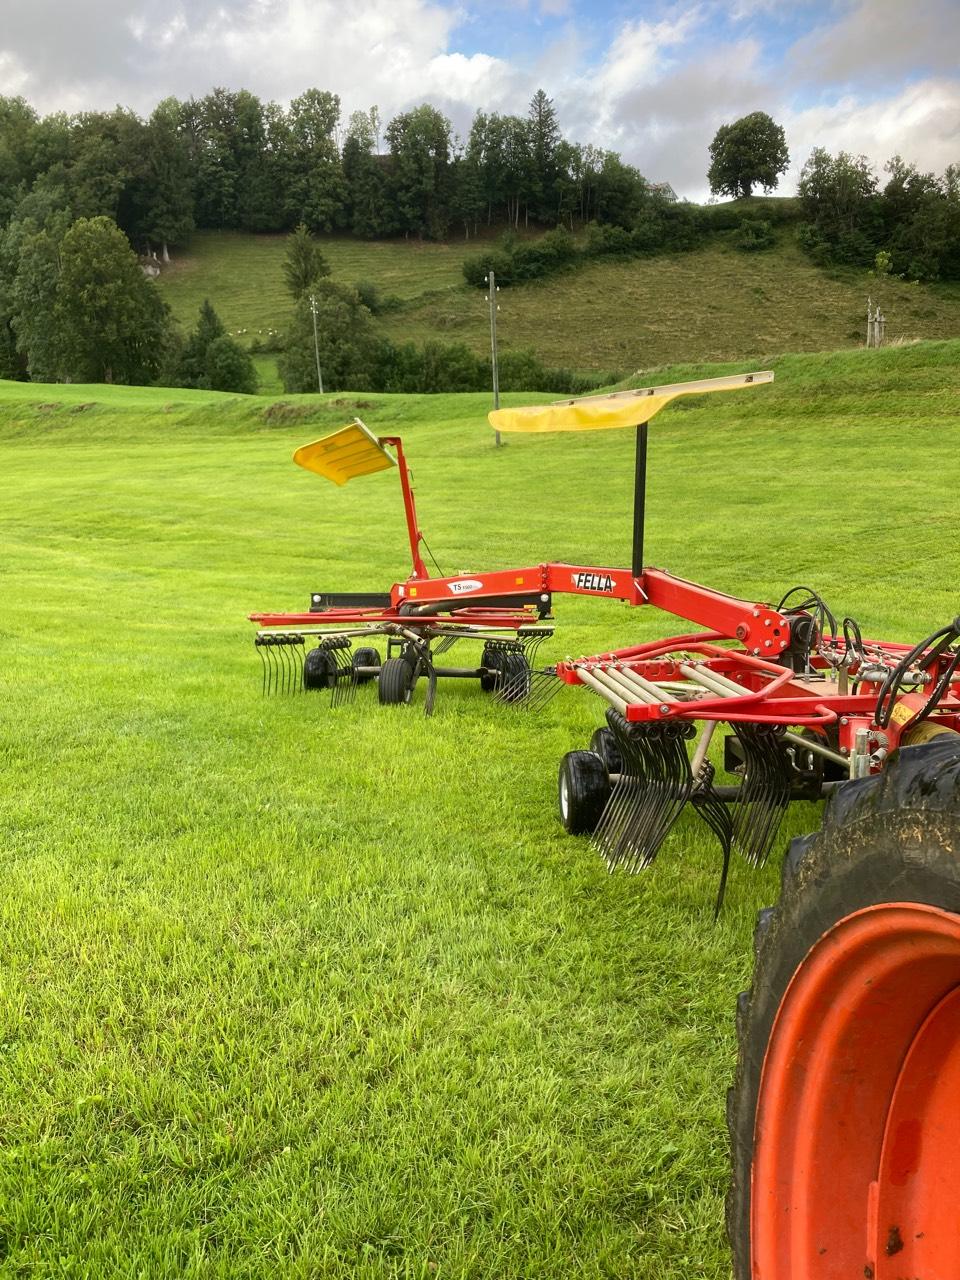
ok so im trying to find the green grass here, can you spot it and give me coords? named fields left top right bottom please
left=156, top=228, right=960, bottom=389
left=157, top=231, right=478, bottom=345
left=1, top=341, right=959, bottom=1276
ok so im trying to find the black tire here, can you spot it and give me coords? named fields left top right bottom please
left=727, top=736, right=960, bottom=1278
left=480, top=647, right=530, bottom=698
left=351, top=646, right=381, bottom=684
left=479, top=644, right=501, bottom=693
left=378, top=656, right=414, bottom=706
left=303, top=646, right=337, bottom=690
left=558, top=750, right=611, bottom=835
left=589, top=726, right=623, bottom=774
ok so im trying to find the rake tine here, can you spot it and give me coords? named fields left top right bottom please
left=731, top=725, right=792, bottom=867
left=526, top=668, right=564, bottom=711
left=285, top=637, right=299, bottom=696
left=689, top=760, right=735, bottom=919
left=595, top=714, right=696, bottom=873
left=329, top=642, right=355, bottom=708
left=610, top=731, right=659, bottom=872
left=267, top=640, right=280, bottom=696
left=293, top=639, right=305, bottom=694
left=621, top=727, right=689, bottom=872
left=647, top=726, right=695, bottom=866
left=495, top=663, right=531, bottom=706
left=498, top=666, right=563, bottom=712
left=594, top=713, right=644, bottom=869
left=255, top=638, right=268, bottom=696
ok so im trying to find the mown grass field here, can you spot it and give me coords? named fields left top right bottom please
left=158, top=231, right=477, bottom=345
left=1, top=341, right=959, bottom=1276
left=156, top=226, right=960, bottom=391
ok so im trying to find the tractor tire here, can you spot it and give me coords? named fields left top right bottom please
left=351, top=646, right=381, bottom=684
left=727, top=735, right=960, bottom=1280
left=303, top=646, right=337, bottom=690
left=558, top=750, right=611, bottom=835
left=590, top=726, right=623, bottom=775
left=378, top=656, right=414, bottom=706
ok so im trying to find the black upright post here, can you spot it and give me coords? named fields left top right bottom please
left=632, top=422, right=648, bottom=578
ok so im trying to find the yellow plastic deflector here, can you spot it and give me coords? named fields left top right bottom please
left=488, top=371, right=773, bottom=434
left=491, top=395, right=676, bottom=434
left=293, top=419, right=396, bottom=486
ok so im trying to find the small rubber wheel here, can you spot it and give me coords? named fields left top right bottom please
left=728, top=736, right=960, bottom=1279
left=479, top=644, right=500, bottom=692
left=378, top=656, right=414, bottom=706
left=351, top=646, right=381, bottom=684
left=590, top=726, right=623, bottom=774
left=303, top=646, right=337, bottom=690
left=558, top=750, right=611, bottom=835
left=480, top=648, right=530, bottom=698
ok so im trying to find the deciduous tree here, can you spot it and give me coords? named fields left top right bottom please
left=54, top=215, right=172, bottom=383
left=707, top=111, right=789, bottom=198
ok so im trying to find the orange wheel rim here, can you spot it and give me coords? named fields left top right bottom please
left=751, top=902, right=960, bottom=1278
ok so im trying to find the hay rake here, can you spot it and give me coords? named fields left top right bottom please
left=481, top=375, right=960, bottom=912
left=249, top=420, right=562, bottom=714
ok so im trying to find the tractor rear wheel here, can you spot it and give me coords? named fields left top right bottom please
left=378, top=656, right=414, bottom=706
left=727, top=736, right=960, bottom=1280
left=558, top=750, right=611, bottom=835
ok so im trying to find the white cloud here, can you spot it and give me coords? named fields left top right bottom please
left=791, top=0, right=960, bottom=84
left=0, top=51, right=31, bottom=98
left=556, top=27, right=770, bottom=193
left=782, top=79, right=960, bottom=188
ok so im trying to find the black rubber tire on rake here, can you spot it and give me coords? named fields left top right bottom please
left=304, top=646, right=338, bottom=691
left=378, top=656, right=415, bottom=706
left=479, top=644, right=499, bottom=693
left=558, top=751, right=611, bottom=835
left=496, top=652, right=531, bottom=704
left=590, top=726, right=624, bottom=775
left=352, top=646, right=382, bottom=685
left=727, top=735, right=960, bottom=1278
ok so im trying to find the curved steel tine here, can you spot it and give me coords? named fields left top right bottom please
left=294, top=639, right=305, bottom=694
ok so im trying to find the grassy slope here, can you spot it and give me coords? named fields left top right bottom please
left=1, top=342, right=959, bottom=1277
left=157, top=228, right=960, bottom=385
left=158, top=231, right=474, bottom=343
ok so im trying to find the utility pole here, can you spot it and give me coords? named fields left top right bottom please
left=485, top=270, right=501, bottom=447
left=309, top=293, right=324, bottom=394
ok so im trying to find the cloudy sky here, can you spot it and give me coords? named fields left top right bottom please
left=2, top=0, right=958, bottom=198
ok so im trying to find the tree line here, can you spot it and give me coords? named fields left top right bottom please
left=0, top=88, right=649, bottom=252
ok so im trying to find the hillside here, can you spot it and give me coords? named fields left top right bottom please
left=156, top=226, right=960, bottom=390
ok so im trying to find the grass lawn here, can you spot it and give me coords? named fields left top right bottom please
left=1, top=341, right=959, bottom=1276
